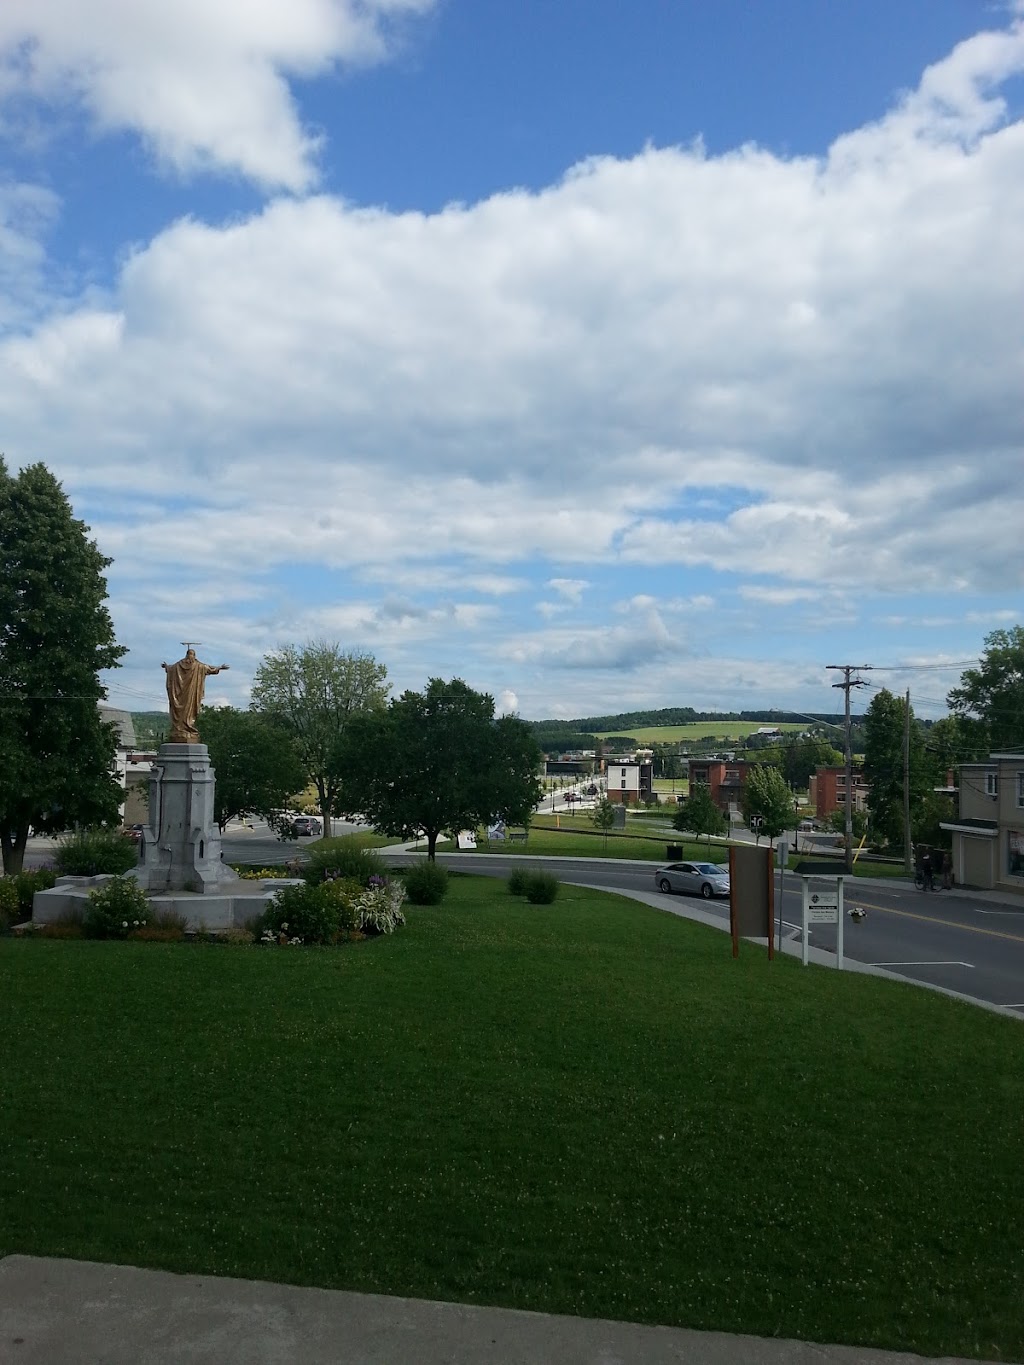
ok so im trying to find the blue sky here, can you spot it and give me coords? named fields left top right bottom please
left=2, top=0, right=1022, bottom=723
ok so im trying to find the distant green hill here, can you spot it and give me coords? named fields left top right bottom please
left=131, top=711, right=169, bottom=748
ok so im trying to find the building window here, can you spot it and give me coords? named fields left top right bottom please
left=621, top=779, right=627, bottom=789
left=1009, top=830, right=1024, bottom=878
left=620, top=768, right=627, bottom=778
left=1017, top=773, right=1024, bottom=808
left=985, top=772, right=998, bottom=797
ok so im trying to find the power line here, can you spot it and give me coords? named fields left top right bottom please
left=826, top=665, right=873, bottom=873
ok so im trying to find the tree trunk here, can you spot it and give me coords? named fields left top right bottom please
left=426, top=830, right=438, bottom=862
left=1, top=822, right=28, bottom=875
left=315, top=779, right=331, bottom=840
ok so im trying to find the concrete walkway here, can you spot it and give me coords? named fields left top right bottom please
left=0, top=1256, right=1010, bottom=1365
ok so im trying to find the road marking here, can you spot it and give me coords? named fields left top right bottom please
left=1005, top=1003, right=1024, bottom=1009
left=844, top=900, right=1024, bottom=945
left=974, top=908, right=1024, bottom=916
left=871, top=960, right=974, bottom=968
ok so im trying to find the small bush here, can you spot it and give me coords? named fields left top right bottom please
left=302, top=836, right=386, bottom=888
left=525, top=872, right=559, bottom=905
left=256, top=879, right=360, bottom=946
left=150, top=907, right=190, bottom=933
left=0, top=879, right=19, bottom=930
left=354, top=877, right=407, bottom=934
left=56, top=828, right=139, bottom=877
left=403, top=859, right=449, bottom=905
left=507, top=867, right=530, bottom=897
left=83, top=876, right=152, bottom=939
left=15, top=867, right=57, bottom=916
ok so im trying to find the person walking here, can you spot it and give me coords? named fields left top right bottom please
left=921, top=849, right=934, bottom=892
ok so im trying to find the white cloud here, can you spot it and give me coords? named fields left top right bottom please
left=1, top=13, right=1023, bottom=713
left=0, top=0, right=435, bottom=191
left=498, top=689, right=519, bottom=715
left=547, top=578, right=589, bottom=602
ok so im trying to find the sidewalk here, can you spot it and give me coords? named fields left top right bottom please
left=0, top=1256, right=1009, bottom=1365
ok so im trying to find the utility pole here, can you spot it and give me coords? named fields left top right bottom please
left=903, top=688, right=913, bottom=877
left=827, top=664, right=872, bottom=873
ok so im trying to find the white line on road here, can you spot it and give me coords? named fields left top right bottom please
left=871, top=960, right=975, bottom=968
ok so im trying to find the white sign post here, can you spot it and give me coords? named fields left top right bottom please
left=801, top=880, right=845, bottom=969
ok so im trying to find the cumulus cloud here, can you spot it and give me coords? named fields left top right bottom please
left=0, top=0, right=435, bottom=190
left=2, top=11, right=1023, bottom=712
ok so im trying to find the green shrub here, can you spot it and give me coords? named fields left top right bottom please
left=83, top=876, right=152, bottom=939
left=525, top=872, right=559, bottom=905
left=403, top=859, right=448, bottom=905
left=56, top=828, right=139, bottom=877
left=354, top=878, right=407, bottom=935
left=302, top=836, right=386, bottom=888
left=257, top=880, right=360, bottom=946
left=150, top=907, right=190, bottom=933
left=15, top=867, right=56, bottom=915
left=0, top=879, right=19, bottom=931
left=507, top=867, right=530, bottom=896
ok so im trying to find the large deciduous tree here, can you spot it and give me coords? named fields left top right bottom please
left=862, top=688, right=926, bottom=851
left=948, top=627, right=1024, bottom=754
left=347, top=678, right=542, bottom=860
left=781, top=735, right=844, bottom=789
left=672, top=784, right=727, bottom=848
left=196, top=706, right=306, bottom=831
left=741, top=764, right=794, bottom=841
left=0, top=461, right=126, bottom=873
left=250, top=642, right=389, bottom=833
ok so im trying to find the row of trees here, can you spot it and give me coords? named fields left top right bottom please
left=0, top=463, right=540, bottom=873
left=201, top=654, right=541, bottom=861
left=4, top=460, right=1024, bottom=873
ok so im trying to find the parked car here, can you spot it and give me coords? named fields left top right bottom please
left=655, top=861, right=730, bottom=899
left=122, top=823, right=145, bottom=843
left=585, top=785, right=598, bottom=796
left=290, top=816, right=322, bottom=837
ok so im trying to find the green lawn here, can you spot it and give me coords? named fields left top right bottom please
left=476, top=821, right=691, bottom=861
left=595, top=721, right=807, bottom=744
left=2, top=880, right=1021, bottom=1359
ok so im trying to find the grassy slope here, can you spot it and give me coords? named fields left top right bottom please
left=2, top=878, right=1021, bottom=1359
left=594, top=721, right=807, bottom=743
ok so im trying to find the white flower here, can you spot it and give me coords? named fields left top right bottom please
left=122, top=921, right=128, bottom=928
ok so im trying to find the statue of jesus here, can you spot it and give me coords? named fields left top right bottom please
left=162, top=647, right=230, bottom=743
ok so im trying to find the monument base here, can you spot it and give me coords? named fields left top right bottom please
left=32, top=875, right=303, bottom=932
left=133, top=742, right=235, bottom=894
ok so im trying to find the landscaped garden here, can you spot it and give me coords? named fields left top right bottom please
left=1, top=874, right=1021, bottom=1359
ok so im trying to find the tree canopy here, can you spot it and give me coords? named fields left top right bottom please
left=862, top=688, right=927, bottom=851
left=948, top=627, right=1024, bottom=754
left=0, top=461, right=126, bottom=873
left=347, top=678, right=542, bottom=860
left=250, top=642, right=389, bottom=832
left=673, top=785, right=727, bottom=847
left=741, top=764, right=795, bottom=841
left=196, top=706, right=306, bottom=830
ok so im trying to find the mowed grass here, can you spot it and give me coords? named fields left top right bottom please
left=2, top=879, right=1022, bottom=1360
left=594, top=721, right=807, bottom=744
left=476, top=821, right=681, bottom=861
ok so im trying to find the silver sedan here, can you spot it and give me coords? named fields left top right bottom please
left=655, top=861, right=730, bottom=899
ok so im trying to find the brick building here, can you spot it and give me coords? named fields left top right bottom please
left=809, top=766, right=870, bottom=820
left=686, top=758, right=754, bottom=815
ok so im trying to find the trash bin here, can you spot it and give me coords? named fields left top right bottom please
left=666, top=845, right=683, bottom=860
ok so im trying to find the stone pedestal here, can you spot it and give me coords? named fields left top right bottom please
left=33, top=741, right=296, bottom=932
left=132, top=743, right=237, bottom=895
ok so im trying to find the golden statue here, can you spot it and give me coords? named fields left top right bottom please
left=162, top=646, right=230, bottom=743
